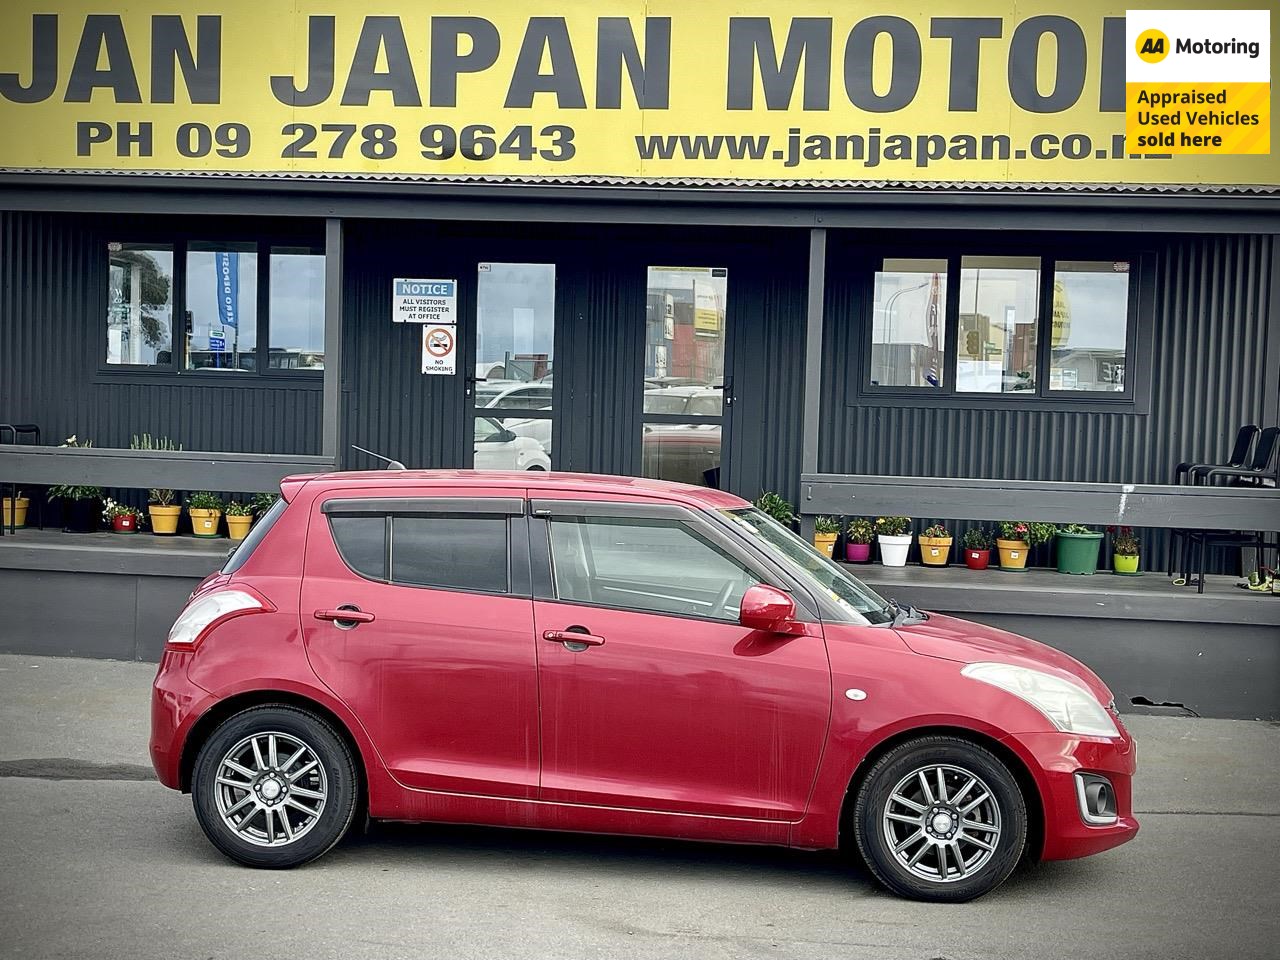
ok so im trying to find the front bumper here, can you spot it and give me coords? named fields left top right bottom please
left=1005, top=722, right=1139, bottom=861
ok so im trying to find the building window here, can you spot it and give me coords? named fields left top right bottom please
left=641, top=266, right=728, bottom=487
left=1049, top=261, right=1131, bottom=392
left=869, top=259, right=947, bottom=388
left=269, top=247, right=325, bottom=370
left=185, top=243, right=258, bottom=371
left=861, top=251, right=1141, bottom=404
left=956, top=256, right=1041, bottom=394
left=104, top=238, right=324, bottom=379
left=106, top=244, right=174, bottom=366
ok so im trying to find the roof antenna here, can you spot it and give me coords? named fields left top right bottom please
left=350, top=444, right=407, bottom=470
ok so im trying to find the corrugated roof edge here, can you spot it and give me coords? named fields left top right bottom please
left=0, top=168, right=1276, bottom=195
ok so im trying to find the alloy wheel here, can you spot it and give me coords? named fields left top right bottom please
left=213, top=731, right=328, bottom=847
left=880, top=763, right=1002, bottom=883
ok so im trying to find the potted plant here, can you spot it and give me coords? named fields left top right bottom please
left=996, top=520, right=1056, bottom=571
left=186, top=491, right=225, bottom=538
left=50, top=484, right=104, bottom=533
left=875, top=516, right=912, bottom=567
left=1056, top=522, right=1104, bottom=575
left=813, top=516, right=840, bottom=557
left=134, top=434, right=184, bottom=534
left=1111, top=525, right=1141, bottom=575
left=148, top=488, right=182, bottom=534
left=754, top=491, right=794, bottom=528
left=2, top=489, right=29, bottom=528
left=963, top=527, right=992, bottom=570
left=225, top=501, right=254, bottom=540
left=250, top=492, right=280, bottom=517
left=49, top=435, right=103, bottom=533
left=102, top=499, right=144, bottom=534
left=918, top=523, right=953, bottom=567
left=845, top=517, right=874, bottom=562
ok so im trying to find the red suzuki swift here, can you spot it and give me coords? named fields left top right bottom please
left=151, top=471, right=1137, bottom=901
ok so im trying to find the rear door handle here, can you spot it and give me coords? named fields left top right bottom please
left=542, top=629, right=606, bottom=647
left=314, top=607, right=376, bottom=625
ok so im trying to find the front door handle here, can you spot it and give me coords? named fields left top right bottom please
left=314, top=606, right=376, bottom=627
left=542, top=629, right=606, bottom=647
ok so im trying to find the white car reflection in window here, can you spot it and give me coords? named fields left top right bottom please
left=473, top=416, right=550, bottom=471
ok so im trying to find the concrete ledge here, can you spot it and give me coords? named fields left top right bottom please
left=853, top=564, right=1279, bottom=627
left=0, top=445, right=332, bottom=493
left=0, top=530, right=227, bottom=579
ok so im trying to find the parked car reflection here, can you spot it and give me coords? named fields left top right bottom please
left=474, top=416, right=550, bottom=471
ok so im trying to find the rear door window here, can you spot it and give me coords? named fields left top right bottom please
left=329, top=515, right=387, bottom=580
left=391, top=516, right=508, bottom=594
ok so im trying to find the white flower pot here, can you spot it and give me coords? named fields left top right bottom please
left=878, top=533, right=912, bottom=567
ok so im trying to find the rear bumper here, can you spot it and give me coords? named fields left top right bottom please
left=1005, top=724, right=1139, bottom=861
left=149, top=650, right=208, bottom=790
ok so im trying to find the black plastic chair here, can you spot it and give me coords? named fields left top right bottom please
left=1, top=423, right=42, bottom=535
left=1166, top=424, right=1261, bottom=576
left=1178, top=427, right=1279, bottom=592
left=1173, top=424, right=1258, bottom=486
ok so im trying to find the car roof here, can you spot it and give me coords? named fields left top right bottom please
left=283, top=469, right=749, bottom=509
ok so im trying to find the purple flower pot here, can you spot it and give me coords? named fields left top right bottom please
left=846, top=542, right=872, bottom=562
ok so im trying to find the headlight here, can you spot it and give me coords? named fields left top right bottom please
left=962, top=662, right=1119, bottom=738
left=167, top=589, right=266, bottom=646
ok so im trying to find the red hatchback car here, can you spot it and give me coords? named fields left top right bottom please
left=151, top=470, right=1137, bottom=901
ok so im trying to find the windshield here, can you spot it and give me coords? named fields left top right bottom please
left=722, top=507, right=893, bottom=625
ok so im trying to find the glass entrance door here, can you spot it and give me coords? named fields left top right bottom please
left=641, top=266, right=729, bottom=488
left=469, top=262, right=556, bottom=472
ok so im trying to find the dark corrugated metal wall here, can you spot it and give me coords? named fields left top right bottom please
left=819, top=233, right=1275, bottom=485
left=339, top=221, right=809, bottom=502
left=0, top=211, right=321, bottom=454
left=4, top=208, right=1272, bottom=535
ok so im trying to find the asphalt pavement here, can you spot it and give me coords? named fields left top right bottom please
left=0, top=654, right=1277, bottom=960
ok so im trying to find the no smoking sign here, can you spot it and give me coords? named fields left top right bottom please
left=421, top=324, right=457, bottom=375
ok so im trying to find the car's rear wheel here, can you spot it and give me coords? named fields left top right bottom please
left=853, top=736, right=1027, bottom=902
left=192, top=706, right=358, bottom=868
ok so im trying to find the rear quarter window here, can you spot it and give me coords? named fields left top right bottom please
left=221, top=498, right=287, bottom=575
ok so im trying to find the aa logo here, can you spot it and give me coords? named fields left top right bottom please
left=1136, top=29, right=1170, bottom=63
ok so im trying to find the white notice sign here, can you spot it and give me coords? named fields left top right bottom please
left=393, top=278, right=456, bottom=324
left=421, top=324, right=457, bottom=375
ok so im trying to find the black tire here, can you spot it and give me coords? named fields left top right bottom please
left=853, top=736, right=1027, bottom=902
left=192, top=705, right=359, bottom=869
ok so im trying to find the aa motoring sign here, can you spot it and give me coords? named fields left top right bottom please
left=0, top=1, right=1273, bottom=185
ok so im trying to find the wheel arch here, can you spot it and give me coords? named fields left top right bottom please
left=179, top=689, right=369, bottom=814
left=837, top=725, right=1045, bottom=862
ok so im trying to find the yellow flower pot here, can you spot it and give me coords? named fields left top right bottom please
left=918, top=535, right=953, bottom=567
left=1114, top=553, right=1140, bottom=575
left=813, top=532, right=838, bottom=558
left=996, top=538, right=1030, bottom=571
left=188, top=508, right=222, bottom=538
left=148, top=504, right=182, bottom=535
left=2, top=496, right=29, bottom=528
left=226, top=515, right=254, bottom=541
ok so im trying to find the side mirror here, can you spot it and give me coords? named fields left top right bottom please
left=739, top=584, right=801, bottom=633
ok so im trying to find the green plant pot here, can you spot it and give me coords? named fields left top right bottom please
left=1056, top=531, right=1104, bottom=575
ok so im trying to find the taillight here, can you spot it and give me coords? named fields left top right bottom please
left=167, top=588, right=273, bottom=647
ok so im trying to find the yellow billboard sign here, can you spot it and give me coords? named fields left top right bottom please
left=0, top=1, right=1275, bottom=185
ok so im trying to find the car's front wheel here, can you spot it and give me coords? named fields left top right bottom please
left=192, top=705, right=359, bottom=868
left=853, top=736, right=1027, bottom=902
